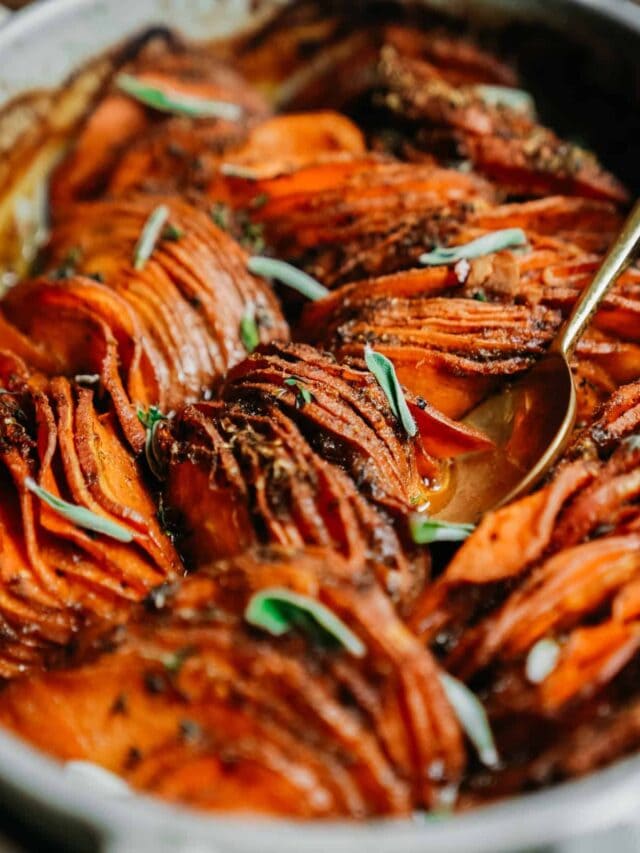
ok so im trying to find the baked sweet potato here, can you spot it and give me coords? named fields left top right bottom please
left=0, top=546, right=464, bottom=814
left=50, top=38, right=270, bottom=208
left=0, top=374, right=182, bottom=677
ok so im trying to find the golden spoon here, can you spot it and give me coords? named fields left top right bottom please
left=435, top=199, right=640, bottom=524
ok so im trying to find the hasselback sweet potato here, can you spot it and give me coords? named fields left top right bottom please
left=0, top=373, right=182, bottom=677
left=50, top=38, right=270, bottom=208
left=378, top=43, right=629, bottom=204
left=159, top=342, right=489, bottom=607
left=0, top=196, right=290, bottom=448
left=0, top=546, right=464, bottom=814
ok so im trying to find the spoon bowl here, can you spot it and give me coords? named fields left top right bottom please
left=435, top=199, right=640, bottom=525
left=434, top=353, right=575, bottom=523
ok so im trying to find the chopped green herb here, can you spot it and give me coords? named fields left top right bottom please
left=116, top=73, right=242, bottom=121
left=439, top=672, right=499, bottom=768
left=162, top=223, right=183, bottom=242
left=472, top=291, right=488, bottom=302
left=137, top=405, right=167, bottom=480
left=474, top=84, right=536, bottom=116
left=247, top=256, right=329, bottom=301
left=419, top=228, right=528, bottom=267
left=245, top=587, right=366, bottom=658
left=364, top=346, right=417, bottom=437
left=410, top=515, right=474, bottom=545
left=240, top=307, right=260, bottom=353
left=284, top=376, right=314, bottom=409
left=210, top=202, right=231, bottom=231
left=24, top=477, right=133, bottom=542
left=133, top=205, right=170, bottom=270
left=525, top=638, right=561, bottom=684
left=239, top=219, right=266, bottom=254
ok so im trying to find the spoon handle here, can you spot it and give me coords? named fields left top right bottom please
left=552, top=198, right=640, bottom=358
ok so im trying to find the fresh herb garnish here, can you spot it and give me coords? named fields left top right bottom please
left=210, top=202, right=231, bottom=231
left=133, top=205, right=170, bottom=270
left=525, top=638, right=561, bottom=684
left=284, top=376, right=314, bottom=409
left=116, top=73, right=242, bottom=121
left=419, top=228, right=528, bottom=267
left=161, top=223, right=183, bottom=242
left=245, top=587, right=366, bottom=658
left=474, top=84, right=536, bottom=116
left=137, top=405, right=167, bottom=480
left=410, top=515, right=474, bottom=545
left=439, top=673, right=499, bottom=768
left=239, top=219, right=265, bottom=254
left=240, top=307, right=260, bottom=354
left=364, top=346, right=417, bottom=437
left=247, top=256, right=329, bottom=301
left=25, top=477, right=133, bottom=542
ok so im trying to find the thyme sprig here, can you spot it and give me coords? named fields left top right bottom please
left=284, top=376, right=314, bottom=409
left=137, top=405, right=168, bottom=480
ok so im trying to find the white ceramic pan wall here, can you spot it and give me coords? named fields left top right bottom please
left=0, top=1, right=640, bottom=851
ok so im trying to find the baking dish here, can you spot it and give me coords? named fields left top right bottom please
left=0, top=1, right=639, bottom=850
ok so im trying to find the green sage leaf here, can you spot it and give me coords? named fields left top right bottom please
left=440, top=672, right=499, bottom=768
left=25, top=477, right=133, bottom=542
left=364, top=346, right=417, bottom=437
left=410, top=514, right=474, bottom=545
left=240, top=307, right=260, bottom=354
left=116, top=73, right=242, bottom=121
left=525, top=638, right=561, bottom=684
left=474, top=84, right=536, bottom=116
left=419, top=228, right=528, bottom=267
left=133, top=205, right=170, bottom=270
left=248, top=256, right=329, bottom=301
left=245, top=587, right=366, bottom=658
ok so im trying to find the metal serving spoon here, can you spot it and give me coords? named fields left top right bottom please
left=435, top=199, right=640, bottom=524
